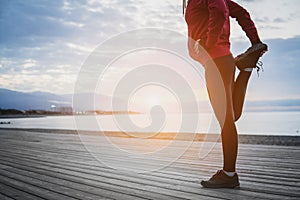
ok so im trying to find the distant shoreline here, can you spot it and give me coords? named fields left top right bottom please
left=0, top=114, right=47, bottom=119
left=1, top=127, right=300, bottom=146
left=0, top=112, right=140, bottom=119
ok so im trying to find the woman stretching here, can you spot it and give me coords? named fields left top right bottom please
left=184, top=0, right=267, bottom=188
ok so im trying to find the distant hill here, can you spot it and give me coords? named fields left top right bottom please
left=0, top=88, right=70, bottom=110
left=0, top=88, right=124, bottom=111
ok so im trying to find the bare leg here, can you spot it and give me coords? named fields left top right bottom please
left=233, top=71, right=252, bottom=121
left=205, top=55, right=238, bottom=172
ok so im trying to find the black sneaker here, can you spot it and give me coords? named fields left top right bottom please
left=235, top=43, right=268, bottom=71
left=201, top=170, right=240, bottom=189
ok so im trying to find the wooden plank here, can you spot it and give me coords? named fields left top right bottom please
left=1, top=143, right=300, bottom=183
left=1, top=139, right=298, bottom=188
left=2, top=132, right=300, bottom=166
left=0, top=157, right=222, bottom=200
left=0, top=182, right=38, bottom=200
left=0, top=144, right=298, bottom=194
left=1, top=130, right=298, bottom=168
left=0, top=193, right=15, bottom=200
left=1, top=134, right=299, bottom=168
left=2, top=146, right=300, bottom=192
left=0, top=155, right=294, bottom=200
left=1, top=133, right=299, bottom=169
left=0, top=129, right=300, bottom=200
left=0, top=160, right=186, bottom=200
left=0, top=150, right=293, bottom=200
left=0, top=175, right=74, bottom=200
left=0, top=169, right=112, bottom=200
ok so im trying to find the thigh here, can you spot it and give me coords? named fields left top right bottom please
left=205, top=55, right=236, bottom=126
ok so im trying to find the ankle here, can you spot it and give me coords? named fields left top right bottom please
left=223, top=170, right=236, bottom=177
left=242, top=68, right=253, bottom=72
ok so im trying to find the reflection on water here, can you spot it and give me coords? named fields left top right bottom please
left=0, top=112, right=300, bottom=136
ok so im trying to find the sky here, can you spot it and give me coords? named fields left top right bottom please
left=0, top=0, right=300, bottom=106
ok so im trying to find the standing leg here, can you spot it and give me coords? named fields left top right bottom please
left=233, top=70, right=252, bottom=121
left=205, top=55, right=238, bottom=172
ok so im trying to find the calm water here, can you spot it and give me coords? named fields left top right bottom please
left=0, top=112, right=300, bottom=136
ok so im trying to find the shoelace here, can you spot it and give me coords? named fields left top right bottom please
left=212, top=170, right=223, bottom=178
left=256, top=61, right=264, bottom=77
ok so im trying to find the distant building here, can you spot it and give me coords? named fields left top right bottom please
left=51, top=105, right=73, bottom=114
left=58, top=107, right=73, bottom=114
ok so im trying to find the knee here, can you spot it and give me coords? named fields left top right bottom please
left=234, top=113, right=242, bottom=122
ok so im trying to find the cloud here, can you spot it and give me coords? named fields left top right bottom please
left=0, top=0, right=299, bottom=101
left=22, top=59, right=37, bottom=69
left=231, top=0, right=300, bottom=40
left=273, top=17, right=287, bottom=23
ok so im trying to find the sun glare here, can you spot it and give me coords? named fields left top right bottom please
left=148, top=96, right=160, bottom=107
left=128, top=85, right=181, bottom=113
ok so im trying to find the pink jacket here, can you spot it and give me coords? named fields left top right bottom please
left=185, top=0, right=260, bottom=65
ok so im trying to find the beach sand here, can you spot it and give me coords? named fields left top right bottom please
left=0, top=128, right=299, bottom=199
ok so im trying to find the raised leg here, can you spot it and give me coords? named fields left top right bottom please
left=233, top=70, right=252, bottom=121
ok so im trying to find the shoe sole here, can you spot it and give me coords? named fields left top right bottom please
left=240, top=43, right=268, bottom=57
left=234, top=185, right=240, bottom=189
left=201, top=183, right=240, bottom=189
left=236, top=44, right=268, bottom=69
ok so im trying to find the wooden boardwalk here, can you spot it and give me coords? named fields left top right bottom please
left=0, top=129, right=299, bottom=200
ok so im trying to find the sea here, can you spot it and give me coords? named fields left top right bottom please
left=0, top=112, right=300, bottom=136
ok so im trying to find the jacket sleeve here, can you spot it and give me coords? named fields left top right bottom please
left=227, top=0, right=261, bottom=44
left=206, top=0, right=227, bottom=48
